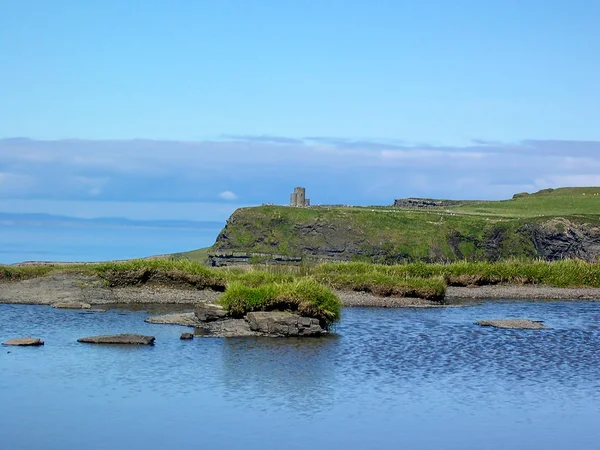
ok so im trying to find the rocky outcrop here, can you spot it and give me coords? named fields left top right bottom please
left=246, top=311, right=326, bottom=336
left=3, top=337, right=44, bottom=346
left=524, top=219, right=600, bottom=261
left=475, top=319, right=550, bottom=330
left=52, top=301, right=91, bottom=309
left=393, top=198, right=444, bottom=208
left=146, top=303, right=327, bottom=337
left=180, top=332, right=194, bottom=340
left=77, top=334, right=155, bottom=345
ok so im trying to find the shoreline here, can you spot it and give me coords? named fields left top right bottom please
left=1, top=273, right=599, bottom=308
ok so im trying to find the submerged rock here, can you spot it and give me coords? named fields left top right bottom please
left=2, top=337, right=45, bottom=346
left=52, top=301, right=91, bottom=309
left=246, top=311, right=326, bottom=336
left=475, top=319, right=550, bottom=330
left=180, top=332, right=194, bottom=340
left=194, top=302, right=228, bottom=322
left=77, top=334, right=155, bottom=345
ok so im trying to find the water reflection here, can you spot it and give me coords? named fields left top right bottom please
left=219, top=336, right=339, bottom=415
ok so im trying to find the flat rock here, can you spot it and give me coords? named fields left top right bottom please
left=246, top=311, right=326, bottom=336
left=194, top=318, right=258, bottom=337
left=180, top=332, right=194, bottom=340
left=3, top=337, right=44, bottom=346
left=475, top=319, right=550, bottom=330
left=194, top=301, right=229, bottom=322
left=77, top=334, right=155, bottom=345
left=52, top=301, right=91, bottom=309
left=145, top=312, right=200, bottom=327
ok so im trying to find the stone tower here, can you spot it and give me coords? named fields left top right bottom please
left=290, top=187, right=309, bottom=207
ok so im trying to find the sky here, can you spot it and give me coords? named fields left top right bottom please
left=1, top=0, right=600, bottom=226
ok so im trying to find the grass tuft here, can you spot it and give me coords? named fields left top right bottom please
left=218, top=279, right=341, bottom=326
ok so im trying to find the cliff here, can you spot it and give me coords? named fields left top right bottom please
left=209, top=187, right=600, bottom=265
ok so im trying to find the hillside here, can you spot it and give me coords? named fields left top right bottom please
left=207, top=187, right=600, bottom=265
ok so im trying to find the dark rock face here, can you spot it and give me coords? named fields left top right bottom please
left=524, top=219, right=600, bottom=261
left=246, top=311, right=326, bottom=336
left=393, top=198, right=444, bottom=208
left=3, top=337, right=44, bottom=346
left=180, top=332, right=194, bottom=340
left=475, top=319, right=550, bottom=330
left=77, top=334, right=155, bottom=345
left=194, top=302, right=228, bottom=322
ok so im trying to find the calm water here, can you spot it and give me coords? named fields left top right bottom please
left=0, top=224, right=220, bottom=264
left=1, top=301, right=600, bottom=450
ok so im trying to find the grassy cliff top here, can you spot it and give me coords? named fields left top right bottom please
left=201, top=187, right=600, bottom=264
left=225, top=186, right=600, bottom=224
left=449, top=187, right=600, bottom=218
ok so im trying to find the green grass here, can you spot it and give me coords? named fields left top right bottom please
left=0, top=265, right=56, bottom=281
left=450, top=187, right=600, bottom=218
left=171, top=247, right=211, bottom=264
left=218, top=279, right=341, bottom=326
left=3, top=259, right=600, bottom=306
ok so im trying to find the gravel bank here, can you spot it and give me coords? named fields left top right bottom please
left=2, top=273, right=600, bottom=308
left=446, top=285, right=600, bottom=300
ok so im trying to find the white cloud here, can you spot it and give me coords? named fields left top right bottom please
left=2, top=137, right=600, bottom=210
left=219, top=190, right=237, bottom=200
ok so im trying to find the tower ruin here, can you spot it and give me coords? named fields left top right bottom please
left=290, top=187, right=310, bottom=207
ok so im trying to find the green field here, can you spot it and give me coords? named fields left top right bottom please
left=450, top=187, right=600, bottom=218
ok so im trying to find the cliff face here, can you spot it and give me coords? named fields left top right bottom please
left=210, top=206, right=600, bottom=265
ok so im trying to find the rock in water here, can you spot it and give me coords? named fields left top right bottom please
left=180, top=332, right=194, bottom=340
left=3, top=337, right=45, bottom=346
left=194, top=302, right=229, bottom=322
left=77, top=334, right=155, bottom=345
left=145, top=312, right=200, bottom=326
left=52, top=301, right=92, bottom=309
left=475, top=319, right=550, bottom=330
left=245, top=311, right=326, bottom=336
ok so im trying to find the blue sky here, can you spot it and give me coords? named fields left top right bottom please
left=1, top=1, right=600, bottom=224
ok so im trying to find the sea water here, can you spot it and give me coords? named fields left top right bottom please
left=1, top=301, right=599, bottom=450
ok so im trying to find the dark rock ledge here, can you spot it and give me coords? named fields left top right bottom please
left=145, top=301, right=328, bottom=338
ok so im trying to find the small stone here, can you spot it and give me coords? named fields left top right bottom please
left=77, top=334, right=155, bottom=345
left=180, top=332, right=194, bottom=340
left=3, top=337, right=45, bottom=346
